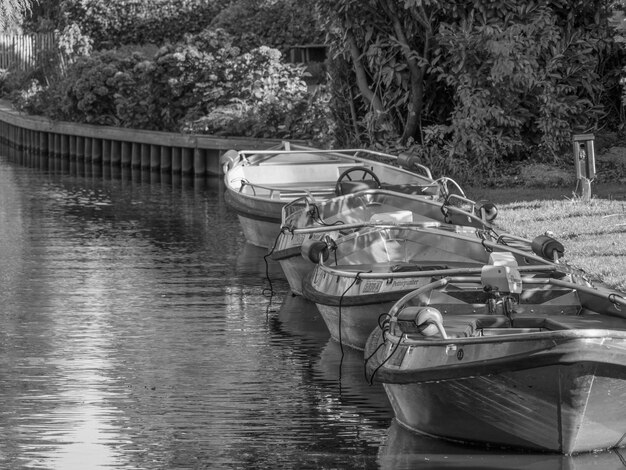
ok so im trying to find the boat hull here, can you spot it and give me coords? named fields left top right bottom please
left=276, top=252, right=309, bottom=295
left=224, top=187, right=283, bottom=249
left=316, top=303, right=396, bottom=351
left=366, top=323, right=626, bottom=454
left=385, top=361, right=626, bottom=454
left=306, top=283, right=427, bottom=350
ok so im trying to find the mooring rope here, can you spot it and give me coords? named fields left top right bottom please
left=262, top=231, right=282, bottom=298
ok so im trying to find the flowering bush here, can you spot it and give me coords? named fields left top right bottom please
left=11, top=28, right=333, bottom=145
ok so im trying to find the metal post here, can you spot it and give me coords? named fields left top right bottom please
left=572, top=134, right=596, bottom=202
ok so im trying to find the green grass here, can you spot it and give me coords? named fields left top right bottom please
left=468, top=188, right=626, bottom=292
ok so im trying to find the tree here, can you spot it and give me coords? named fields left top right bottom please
left=0, top=0, right=33, bottom=31
left=317, top=0, right=621, bottom=177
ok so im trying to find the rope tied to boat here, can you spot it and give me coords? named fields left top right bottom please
left=262, top=231, right=282, bottom=298
left=307, top=201, right=345, bottom=227
left=237, top=178, right=255, bottom=195
left=481, top=238, right=493, bottom=253
left=365, top=332, right=402, bottom=386
left=440, top=198, right=452, bottom=224
left=609, top=293, right=625, bottom=311
left=493, top=230, right=510, bottom=246
left=377, top=312, right=392, bottom=331
left=338, top=271, right=369, bottom=358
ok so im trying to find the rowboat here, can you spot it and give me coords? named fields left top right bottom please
left=270, top=189, right=498, bottom=295
left=301, top=225, right=577, bottom=350
left=364, top=262, right=626, bottom=454
left=221, top=142, right=455, bottom=249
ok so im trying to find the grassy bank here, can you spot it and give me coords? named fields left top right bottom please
left=466, top=185, right=626, bottom=292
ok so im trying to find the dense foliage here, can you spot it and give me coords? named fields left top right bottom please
left=210, top=0, right=324, bottom=55
left=44, top=0, right=323, bottom=54
left=0, top=0, right=32, bottom=30
left=58, top=0, right=230, bottom=48
left=317, top=0, right=624, bottom=179
left=5, top=0, right=626, bottom=181
left=11, top=28, right=333, bottom=144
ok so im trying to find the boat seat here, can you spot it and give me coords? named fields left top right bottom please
left=443, top=314, right=511, bottom=338
left=273, top=184, right=337, bottom=200
left=512, top=314, right=626, bottom=331
left=241, top=163, right=350, bottom=185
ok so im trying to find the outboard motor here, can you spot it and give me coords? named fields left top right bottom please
left=481, top=264, right=522, bottom=294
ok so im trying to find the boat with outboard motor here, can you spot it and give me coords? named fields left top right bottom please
left=270, top=189, right=498, bottom=295
left=221, top=142, right=459, bottom=249
left=301, top=225, right=578, bottom=350
left=364, top=260, right=626, bottom=454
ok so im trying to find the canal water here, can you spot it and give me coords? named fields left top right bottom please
left=0, top=156, right=623, bottom=469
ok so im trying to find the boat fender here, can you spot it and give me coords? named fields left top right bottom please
left=475, top=201, right=498, bottom=222
left=397, top=152, right=420, bottom=170
left=531, top=235, right=564, bottom=260
left=395, top=306, right=446, bottom=338
left=415, top=307, right=447, bottom=338
left=301, top=238, right=329, bottom=263
left=220, top=149, right=239, bottom=170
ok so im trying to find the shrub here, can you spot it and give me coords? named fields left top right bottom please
left=9, top=27, right=332, bottom=145
left=210, top=0, right=325, bottom=55
left=60, top=0, right=230, bottom=48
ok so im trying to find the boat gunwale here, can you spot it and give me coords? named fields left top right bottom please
left=312, top=264, right=559, bottom=281
left=279, top=188, right=492, bottom=231
left=232, top=147, right=434, bottom=181
left=364, top=326, right=626, bottom=385
left=382, top=324, right=626, bottom=347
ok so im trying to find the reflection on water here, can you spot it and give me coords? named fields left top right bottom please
left=378, top=420, right=626, bottom=470
left=0, top=156, right=623, bottom=469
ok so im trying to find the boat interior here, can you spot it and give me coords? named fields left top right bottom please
left=333, top=234, right=503, bottom=268
left=394, top=285, right=626, bottom=340
left=231, top=162, right=438, bottom=200
left=234, top=162, right=351, bottom=199
left=307, top=197, right=463, bottom=227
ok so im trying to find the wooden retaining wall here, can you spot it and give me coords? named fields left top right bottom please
left=0, top=100, right=284, bottom=178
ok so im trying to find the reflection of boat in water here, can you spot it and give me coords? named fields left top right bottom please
left=378, top=419, right=626, bottom=470
left=235, top=241, right=286, bottom=282
left=274, top=293, right=329, bottom=346
left=314, top=339, right=392, bottom=415
left=272, top=295, right=392, bottom=439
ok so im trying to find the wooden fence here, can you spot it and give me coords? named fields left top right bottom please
left=0, top=32, right=57, bottom=71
